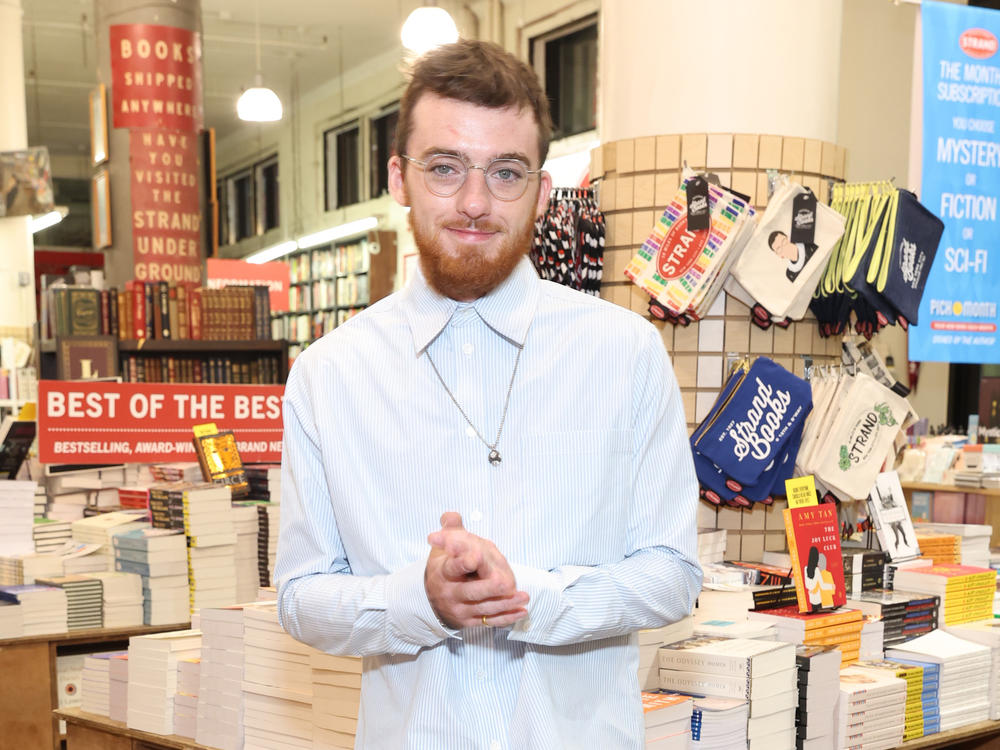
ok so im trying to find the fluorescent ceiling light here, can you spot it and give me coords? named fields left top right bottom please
left=297, top=216, right=378, bottom=250
left=245, top=239, right=297, bottom=264
left=401, top=7, right=459, bottom=55
left=30, top=207, right=68, bottom=233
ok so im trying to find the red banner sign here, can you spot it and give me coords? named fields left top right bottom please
left=206, top=258, right=291, bottom=312
left=110, top=24, right=203, bottom=132
left=130, top=129, right=203, bottom=286
left=39, top=381, right=284, bottom=465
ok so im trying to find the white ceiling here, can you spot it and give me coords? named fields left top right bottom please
left=21, top=0, right=418, bottom=158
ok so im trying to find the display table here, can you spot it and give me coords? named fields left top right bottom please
left=56, top=707, right=218, bottom=750
left=900, top=719, right=1000, bottom=749
left=899, top=481, right=1000, bottom=546
left=0, top=623, right=189, bottom=750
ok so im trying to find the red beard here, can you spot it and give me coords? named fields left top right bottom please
left=410, top=212, right=536, bottom=301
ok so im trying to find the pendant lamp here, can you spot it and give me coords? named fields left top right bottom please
left=400, top=5, right=459, bottom=55
left=237, top=1, right=283, bottom=122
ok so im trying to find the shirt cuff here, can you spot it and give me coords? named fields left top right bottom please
left=507, top=563, right=588, bottom=637
left=383, top=558, right=460, bottom=647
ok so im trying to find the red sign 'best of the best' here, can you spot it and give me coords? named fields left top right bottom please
left=38, top=381, right=284, bottom=465
left=110, top=24, right=204, bottom=132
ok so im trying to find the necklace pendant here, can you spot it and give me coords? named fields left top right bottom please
left=488, top=449, right=502, bottom=466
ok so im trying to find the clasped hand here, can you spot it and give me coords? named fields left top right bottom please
left=424, top=512, right=529, bottom=629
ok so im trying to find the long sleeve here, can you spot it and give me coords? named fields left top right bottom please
left=507, top=326, right=703, bottom=647
left=274, top=360, right=456, bottom=656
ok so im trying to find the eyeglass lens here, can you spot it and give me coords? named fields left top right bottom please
left=421, top=155, right=529, bottom=200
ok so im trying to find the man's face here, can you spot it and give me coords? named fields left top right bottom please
left=770, top=232, right=798, bottom=261
left=388, top=93, right=552, bottom=301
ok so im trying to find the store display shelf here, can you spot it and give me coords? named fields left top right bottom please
left=900, top=481, right=1000, bottom=499
left=118, top=339, right=287, bottom=354
left=898, top=719, right=1000, bottom=749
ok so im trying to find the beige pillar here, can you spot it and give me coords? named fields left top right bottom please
left=0, top=0, right=37, bottom=343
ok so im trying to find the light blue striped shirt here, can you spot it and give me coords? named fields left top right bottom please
left=276, top=257, right=702, bottom=749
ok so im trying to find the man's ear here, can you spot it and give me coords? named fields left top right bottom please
left=534, top=171, right=552, bottom=219
left=388, top=155, right=409, bottom=207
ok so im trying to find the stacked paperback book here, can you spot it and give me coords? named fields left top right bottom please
left=0, top=480, right=36, bottom=556
left=257, top=503, right=280, bottom=587
left=846, top=589, right=939, bottom=648
left=943, top=618, right=1000, bottom=720
left=72, top=510, right=149, bottom=571
left=173, top=657, right=200, bottom=739
left=747, top=606, right=864, bottom=666
left=232, top=502, right=261, bottom=603
left=885, top=629, right=991, bottom=732
left=795, top=644, right=842, bottom=750
left=657, top=636, right=796, bottom=749
left=36, top=574, right=102, bottom=630
left=841, top=549, right=886, bottom=597
left=80, top=650, right=126, bottom=716
left=913, top=531, right=962, bottom=565
left=126, top=629, right=203, bottom=735
left=690, top=696, right=749, bottom=749
left=112, top=528, right=189, bottom=625
left=853, top=659, right=929, bottom=742
left=182, top=484, right=238, bottom=611
left=642, top=692, right=692, bottom=749
left=835, top=664, right=907, bottom=749
left=638, top=618, right=695, bottom=690
left=891, top=563, right=995, bottom=627
left=109, top=652, right=129, bottom=722
left=196, top=604, right=256, bottom=750
left=0, top=583, right=67, bottom=635
left=916, top=522, right=991, bottom=568
left=0, top=598, right=23, bottom=637
left=87, top=570, right=144, bottom=628
left=312, top=651, right=362, bottom=749
left=245, top=463, right=281, bottom=502
left=32, top=518, right=72, bottom=553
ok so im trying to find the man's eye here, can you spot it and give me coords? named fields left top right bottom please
left=491, top=166, right=524, bottom=182
left=431, top=163, right=459, bottom=176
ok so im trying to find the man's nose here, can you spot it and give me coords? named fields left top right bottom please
left=456, top=167, right=491, bottom=219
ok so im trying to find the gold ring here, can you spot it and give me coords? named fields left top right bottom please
left=482, top=615, right=489, bottom=627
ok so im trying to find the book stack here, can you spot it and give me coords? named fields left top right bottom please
left=257, top=503, right=280, bottom=587
left=117, top=486, right=151, bottom=510
left=888, top=658, right=940, bottom=736
left=846, top=588, right=940, bottom=648
left=184, top=485, right=238, bottom=612
left=33, top=518, right=72, bottom=553
left=109, top=653, right=129, bottom=722
left=696, top=584, right=798, bottom=621
left=835, top=665, right=907, bottom=749
left=232, top=502, right=261, bottom=603
left=245, top=463, right=281, bottom=502
left=642, top=692, right=692, bottom=749
left=841, top=549, right=886, bottom=596
left=173, top=657, right=200, bottom=739
left=913, top=531, right=962, bottom=565
left=312, top=651, right=362, bottom=749
left=692, top=617, right=776, bottom=640
left=33, top=483, right=46, bottom=517
left=150, top=462, right=203, bottom=483
left=886, top=629, right=992, bottom=731
left=916, top=523, right=991, bottom=568
left=196, top=605, right=255, bottom=750
left=891, top=563, right=995, bottom=627
left=943, top=619, right=1000, bottom=720
left=45, top=490, right=90, bottom=521
left=0, top=583, right=67, bottom=635
left=72, top=510, right=150, bottom=571
left=60, top=541, right=111, bottom=576
left=858, top=616, right=885, bottom=660
left=36, top=574, right=103, bottom=630
left=0, top=479, right=36, bottom=556
left=689, top=696, right=749, bottom=749
left=241, top=603, right=315, bottom=750
left=658, top=636, right=796, bottom=749
left=126, top=629, right=202, bottom=735
left=0, top=551, right=62, bottom=585
left=638, top=618, right=696, bottom=690
left=697, top=528, right=726, bottom=565
left=45, top=466, right=126, bottom=513
left=80, top=650, right=125, bottom=716
left=795, top=644, right=841, bottom=750
left=852, top=659, right=928, bottom=742
left=87, top=571, right=144, bottom=627
left=112, top=528, right=189, bottom=626
left=0, top=599, right=23, bottom=637
left=747, top=606, right=864, bottom=666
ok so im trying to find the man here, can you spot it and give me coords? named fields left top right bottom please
left=276, top=39, right=701, bottom=749
left=768, top=229, right=817, bottom=283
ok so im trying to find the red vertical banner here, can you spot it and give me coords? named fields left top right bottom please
left=109, top=24, right=204, bottom=132
left=130, top=129, right=203, bottom=285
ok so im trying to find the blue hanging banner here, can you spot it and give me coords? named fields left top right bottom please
left=914, top=0, right=1000, bottom=363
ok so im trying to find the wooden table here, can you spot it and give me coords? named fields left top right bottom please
left=0, top=623, right=189, bottom=750
left=56, top=707, right=218, bottom=750
left=899, top=719, right=1000, bottom=749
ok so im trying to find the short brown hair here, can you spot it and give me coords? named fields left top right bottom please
left=394, top=39, right=553, bottom=167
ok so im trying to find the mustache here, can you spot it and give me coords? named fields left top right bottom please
left=445, top=221, right=503, bottom=233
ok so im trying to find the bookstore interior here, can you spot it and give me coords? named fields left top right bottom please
left=6, top=0, right=1000, bottom=749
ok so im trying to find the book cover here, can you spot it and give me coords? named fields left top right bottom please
left=657, top=635, right=794, bottom=678
left=67, top=287, right=101, bottom=336
left=783, top=503, right=846, bottom=613
left=193, top=430, right=248, bottom=497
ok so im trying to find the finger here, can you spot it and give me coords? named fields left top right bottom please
left=480, top=607, right=529, bottom=628
left=441, top=548, right=482, bottom=580
left=440, top=511, right=464, bottom=529
left=456, top=575, right=520, bottom=602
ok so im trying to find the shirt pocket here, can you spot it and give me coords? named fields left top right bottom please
left=512, top=429, right=631, bottom=567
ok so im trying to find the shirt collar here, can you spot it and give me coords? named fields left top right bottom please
left=402, top=255, right=541, bottom=354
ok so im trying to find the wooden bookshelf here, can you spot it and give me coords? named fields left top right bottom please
left=899, top=481, right=1000, bottom=546
left=0, top=623, right=190, bottom=750
left=57, top=707, right=218, bottom=750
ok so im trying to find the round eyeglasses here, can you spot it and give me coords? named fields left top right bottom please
left=401, top=154, right=542, bottom=201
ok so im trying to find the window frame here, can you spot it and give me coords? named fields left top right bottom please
left=323, top=120, right=362, bottom=211
left=219, top=152, right=280, bottom=246
left=529, top=14, right=599, bottom=141
left=369, top=103, right=399, bottom=201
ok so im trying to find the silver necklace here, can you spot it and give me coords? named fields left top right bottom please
left=425, top=344, right=523, bottom=466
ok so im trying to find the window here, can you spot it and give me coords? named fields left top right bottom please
left=219, top=154, right=279, bottom=246
left=255, top=156, right=280, bottom=234
left=370, top=106, right=399, bottom=199
left=531, top=17, right=598, bottom=140
left=324, top=122, right=361, bottom=210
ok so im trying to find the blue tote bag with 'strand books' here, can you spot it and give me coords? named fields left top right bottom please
left=691, top=357, right=812, bottom=490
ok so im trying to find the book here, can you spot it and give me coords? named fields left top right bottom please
left=657, top=636, right=794, bottom=678
left=868, top=471, right=921, bottom=561
left=193, top=430, right=249, bottom=498
left=783, top=503, right=846, bottom=613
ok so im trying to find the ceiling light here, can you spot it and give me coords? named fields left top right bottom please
left=238, top=1, right=283, bottom=123
left=30, top=206, right=68, bottom=233
left=245, top=240, right=297, bottom=264
left=297, top=216, right=379, bottom=250
left=401, top=6, right=459, bottom=55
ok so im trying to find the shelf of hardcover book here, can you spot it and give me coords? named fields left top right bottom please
left=117, top=339, right=289, bottom=385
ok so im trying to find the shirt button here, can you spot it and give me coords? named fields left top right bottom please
left=490, top=742, right=501, bottom=750
left=469, top=510, right=482, bottom=522
left=465, top=425, right=476, bottom=438
left=462, top=342, right=474, bottom=355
